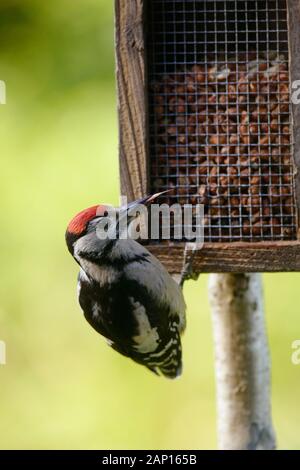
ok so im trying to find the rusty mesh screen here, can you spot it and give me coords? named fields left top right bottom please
left=147, top=0, right=297, bottom=242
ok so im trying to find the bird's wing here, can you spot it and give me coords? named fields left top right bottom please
left=119, top=288, right=183, bottom=378
left=123, top=242, right=186, bottom=333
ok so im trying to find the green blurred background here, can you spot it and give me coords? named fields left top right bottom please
left=0, top=0, right=299, bottom=450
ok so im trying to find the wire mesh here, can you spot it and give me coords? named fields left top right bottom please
left=147, top=0, right=297, bottom=242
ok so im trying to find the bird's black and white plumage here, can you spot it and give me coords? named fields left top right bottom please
left=66, top=197, right=186, bottom=378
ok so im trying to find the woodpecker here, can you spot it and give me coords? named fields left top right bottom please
left=65, top=194, right=186, bottom=378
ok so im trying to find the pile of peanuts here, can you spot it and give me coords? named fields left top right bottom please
left=150, top=54, right=296, bottom=241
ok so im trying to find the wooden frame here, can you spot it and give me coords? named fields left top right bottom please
left=115, top=0, right=300, bottom=273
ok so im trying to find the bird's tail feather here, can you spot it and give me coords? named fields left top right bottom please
left=159, top=361, right=182, bottom=379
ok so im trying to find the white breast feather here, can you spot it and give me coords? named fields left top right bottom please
left=77, top=269, right=90, bottom=298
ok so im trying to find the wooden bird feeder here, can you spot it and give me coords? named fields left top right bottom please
left=115, top=0, right=300, bottom=273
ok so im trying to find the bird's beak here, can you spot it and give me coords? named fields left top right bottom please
left=126, top=190, right=171, bottom=212
left=118, top=190, right=171, bottom=228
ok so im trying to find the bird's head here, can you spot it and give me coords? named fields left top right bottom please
left=65, top=192, right=168, bottom=257
left=65, top=204, right=108, bottom=255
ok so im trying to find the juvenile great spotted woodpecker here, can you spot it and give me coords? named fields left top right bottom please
left=65, top=194, right=186, bottom=378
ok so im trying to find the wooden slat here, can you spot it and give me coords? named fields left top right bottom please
left=288, top=0, right=300, bottom=237
left=115, top=0, right=148, bottom=202
left=147, top=242, right=300, bottom=273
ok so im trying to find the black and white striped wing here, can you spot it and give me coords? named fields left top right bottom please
left=122, top=254, right=186, bottom=378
